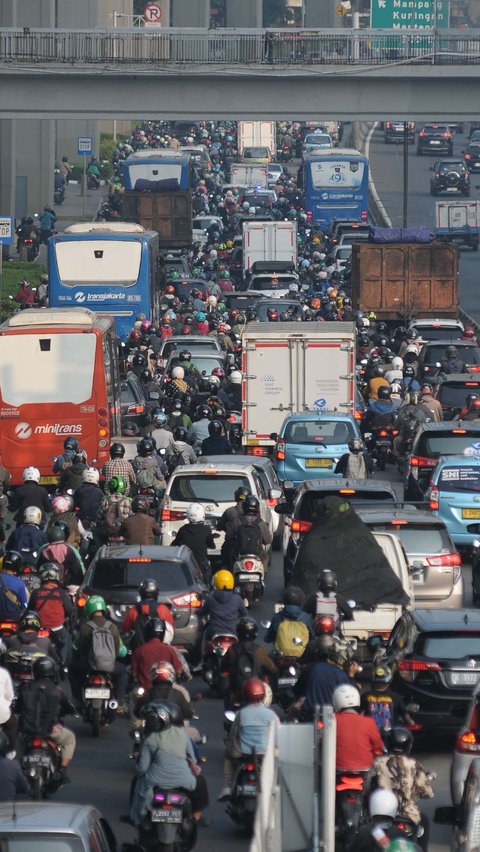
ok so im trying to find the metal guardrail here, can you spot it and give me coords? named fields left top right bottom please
left=2, top=27, right=480, bottom=66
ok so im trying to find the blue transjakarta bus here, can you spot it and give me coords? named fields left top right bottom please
left=48, top=223, right=159, bottom=341
left=123, top=149, right=194, bottom=191
left=303, top=148, right=369, bottom=230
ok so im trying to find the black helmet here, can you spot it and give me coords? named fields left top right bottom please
left=141, top=702, right=171, bottom=734
left=404, top=364, right=416, bottom=378
left=47, top=520, right=69, bottom=543
left=64, top=437, right=79, bottom=452
left=137, top=437, right=155, bottom=457
left=208, top=419, right=224, bottom=437
left=144, top=618, right=166, bottom=642
left=33, top=656, right=57, bottom=681
left=315, top=634, right=336, bottom=660
left=377, top=386, right=391, bottom=400
left=139, top=579, right=159, bottom=600
left=373, top=365, right=385, bottom=378
left=237, top=617, right=258, bottom=641
left=163, top=700, right=183, bottom=727
left=18, top=610, right=41, bottom=632
left=2, top=550, right=22, bottom=574
left=372, top=664, right=393, bottom=687
left=318, top=569, right=337, bottom=593
left=234, top=486, right=251, bottom=503
left=358, top=334, right=370, bottom=347
left=283, top=586, right=306, bottom=608
left=196, top=404, right=211, bottom=420
left=388, top=726, right=413, bottom=755
left=132, top=495, right=150, bottom=514
left=173, top=426, right=188, bottom=441
left=109, top=442, right=125, bottom=459
left=242, top=495, right=260, bottom=516
left=446, top=345, right=458, bottom=360
left=408, top=328, right=419, bottom=340
left=179, top=350, right=191, bottom=363
left=376, top=321, right=388, bottom=334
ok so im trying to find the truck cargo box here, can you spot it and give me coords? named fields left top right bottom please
left=122, top=190, right=192, bottom=248
left=243, top=221, right=297, bottom=273
left=351, top=241, right=458, bottom=320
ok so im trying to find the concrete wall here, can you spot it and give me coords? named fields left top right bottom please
left=0, top=0, right=55, bottom=26
left=305, top=0, right=341, bottom=27
left=171, top=0, right=210, bottom=27
left=56, top=0, right=133, bottom=28
left=225, top=0, right=262, bottom=27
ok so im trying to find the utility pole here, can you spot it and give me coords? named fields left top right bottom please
left=403, top=121, right=409, bottom=227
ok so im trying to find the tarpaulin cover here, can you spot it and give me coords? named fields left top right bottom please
left=290, top=496, right=410, bottom=607
left=368, top=226, right=435, bottom=244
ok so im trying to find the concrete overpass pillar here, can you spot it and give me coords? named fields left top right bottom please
left=0, top=121, right=16, bottom=241
left=16, top=120, right=55, bottom=215
left=225, top=0, right=262, bottom=27
left=171, top=0, right=210, bottom=28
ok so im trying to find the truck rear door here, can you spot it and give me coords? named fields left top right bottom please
left=302, top=338, right=354, bottom=413
left=243, top=337, right=294, bottom=446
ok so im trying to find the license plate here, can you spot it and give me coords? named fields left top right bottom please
left=447, top=671, right=480, bottom=687
left=375, top=440, right=391, bottom=447
left=447, top=187, right=458, bottom=192
left=237, top=785, right=257, bottom=795
left=39, top=476, right=58, bottom=485
left=462, top=508, right=480, bottom=519
left=278, top=677, right=297, bottom=686
left=84, top=688, right=110, bottom=699
left=238, top=574, right=261, bottom=582
left=430, top=140, right=441, bottom=144
left=305, top=458, right=332, bottom=468
left=151, top=808, right=183, bottom=824
left=24, top=753, right=51, bottom=767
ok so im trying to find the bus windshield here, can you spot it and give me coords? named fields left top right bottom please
left=55, top=241, right=142, bottom=286
left=0, top=333, right=96, bottom=405
left=310, top=160, right=365, bottom=190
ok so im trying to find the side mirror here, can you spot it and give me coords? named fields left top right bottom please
left=269, top=432, right=279, bottom=441
left=269, top=488, right=283, bottom=500
left=274, top=502, right=289, bottom=515
left=283, top=480, right=294, bottom=491
left=366, top=635, right=384, bottom=654
left=261, top=620, right=271, bottom=629
left=224, top=710, right=236, bottom=723
left=434, top=806, right=457, bottom=826
left=149, top=392, right=160, bottom=400
left=346, top=600, right=356, bottom=610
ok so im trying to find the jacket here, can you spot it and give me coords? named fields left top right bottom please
left=6, top=630, right=60, bottom=666
left=29, top=584, right=74, bottom=630
left=120, top=512, right=162, bottom=545
left=130, top=727, right=197, bottom=826
left=10, top=482, right=51, bottom=521
left=365, top=752, right=434, bottom=823
left=131, top=638, right=184, bottom=688
left=304, top=661, right=350, bottom=715
left=187, top=419, right=211, bottom=452
left=0, top=756, right=30, bottom=801
left=336, top=711, right=384, bottom=771
left=200, top=435, right=233, bottom=455
left=364, top=400, right=396, bottom=428
left=264, top=604, right=313, bottom=644
left=200, top=589, right=247, bottom=636
left=131, top=456, right=166, bottom=489
left=171, top=522, right=215, bottom=566
left=73, top=482, right=103, bottom=523
left=165, top=441, right=197, bottom=469
left=17, top=677, right=75, bottom=729
left=335, top=451, right=373, bottom=478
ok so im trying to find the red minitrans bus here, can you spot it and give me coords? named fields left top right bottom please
left=0, top=308, right=121, bottom=484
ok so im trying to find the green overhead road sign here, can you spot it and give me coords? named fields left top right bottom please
left=371, top=0, right=449, bottom=29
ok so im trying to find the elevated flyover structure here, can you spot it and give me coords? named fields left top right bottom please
left=1, top=27, right=480, bottom=120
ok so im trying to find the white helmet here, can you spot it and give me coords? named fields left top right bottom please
left=229, top=370, right=242, bottom=385
left=209, top=375, right=221, bottom=389
left=82, top=467, right=99, bottom=485
left=172, top=366, right=185, bottom=380
left=207, top=295, right=217, bottom=307
left=360, top=317, right=370, bottom=329
left=186, top=502, right=205, bottom=524
left=209, top=249, right=217, bottom=259
left=24, top=506, right=42, bottom=525
left=332, top=684, right=360, bottom=712
left=390, top=381, right=403, bottom=396
left=368, top=789, right=398, bottom=819
left=23, top=467, right=40, bottom=483
left=391, top=356, right=403, bottom=370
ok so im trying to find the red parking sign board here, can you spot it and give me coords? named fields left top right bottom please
left=144, top=2, right=162, bottom=23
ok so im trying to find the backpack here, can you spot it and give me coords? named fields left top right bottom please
left=232, top=521, right=263, bottom=557
left=131, top=599, right=158, bottom=650
left=230, top=643, right=262, bottom=691
left=0, top=574, right=23, bottom=620
left=104, top=499, right=125, bottom=536
left=274, top=618, right=310, bottom=657
left=87, top=619, right=117, bottom=673
left=135, top=465, right=157, bottom=488
left=13, top=525, right=43, bottom=563
left=20, top=682, right=55, bottom=737
left=166, top=447, right=189, bottom=476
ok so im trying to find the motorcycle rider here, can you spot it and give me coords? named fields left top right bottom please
left=200, top=419, right=234, bottom=456
left=38, top=205, right=56, bottom=244
left=335, top=438, right=374, bottom=479
left=131, top=437, right=166, bottom=494
left=361, top=665, right=415, bottom=736
left=440, top=344, right=466, bottom=375
left=224, top=495, right=272, bottom=572
left=37, top=520, right=85, bottom=587
left=16, top=656, right=77, bottom=784
left=171, top=503, right=216, bottom=577
left=0, top=550, right=28, bottom=621
left=264, top=586, right=312, bottom=653
left=14, top=278, right=36, bottom=308
left=220, top=617, right=277, bottom=708
left=333, top=684, right=384, bottom=772
left=6, top=506, right=47, bottom=561
left=420, top=383, right=443, bottom=422
left=5, top=609, right=60, bottom=667
left=73, top=467, right=103, bottom=526
left=187, top=404, right=212, bottom=454
left=10, top=467, right=51, bottom=524
left=362, top=386, right=397, bottom=442
left=226, top=370, right=242, bottom=411
left=71, top=595, right=128, bottom=713
left=149, top=411, right=174, bottom=451
left=365, top=727, right=434, bottom=851
left=352, top=789, right=411, bottom=851
left=218, top=678, right=280, bottom=802
left=119, top=496, right=162, bottom=546
left=122, top=579, right=174, bottom=649
left=52, top=436, right=80, bottom=475
left=218, top=486, right=252, bottom=536
left=200, top=570, right=247, bottom=650
left=164, top=426, right=197, bottom=473
left=29, top=564, right=74, bottom=666
left=102, top=443, right=136, bottom=495
left=301, top=644, right=351, bottom=720
left=134, top=662, right=197, bottom=738
left=131, top=618, right=184, bottom=690
left=96, top=476, right=132, bottom=544
left=58, top=451, right=88, bottom=493
left=365, top=365, right=390, bottom=403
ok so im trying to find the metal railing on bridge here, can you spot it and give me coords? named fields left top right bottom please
left=1, top=27, right=480, bottom=67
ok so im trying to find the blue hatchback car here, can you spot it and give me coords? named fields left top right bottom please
left=428, top=454, right=480, bottom=547
left=272, top=412, right=362, bottom=487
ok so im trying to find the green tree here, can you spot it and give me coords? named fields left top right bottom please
left=264, top=0, right=288, bottom=26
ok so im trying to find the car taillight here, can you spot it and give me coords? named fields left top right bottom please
left=354, top=409, right=363, bottom=421
left=276, top=440, right=286, bottom=461
left=247, top=446, right=269, bottom=457
left=161, top=507, right=186, bottom=522
left=398, top=659, right=441, bottom=682
left=126, top=403, right=145, bottom=415
left=419, top=130, right=425, bottom=136
left=410, top=455, right=437, bottom=468
left=465, top=154, right=472, bottom=160
left=171, top=592, right=202, bottom=608
left=426, top=552, right=461, bottom=567
left=291, top=520, right=312, bottom=534
left=429, top=486, right=439, bottom=510
left=378, top=429, right=387, bottom=437
left=456, top=730, right=480, bottom=754
left=267, top=497, right=278, bottom=507
left=467, top=365, right=480, bottom=373
left=386, top=122, right=391, bottom=128
left=361, top=210, right=367, bottom=221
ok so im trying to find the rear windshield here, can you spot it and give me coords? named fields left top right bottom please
left=243, top=195, right=273, bottom=209
left=244, top=148, right=269, bottom=158
left=298, top=491, right=394, bottom=521
left=169, top=474, right=250, bottom=503
left=0, top=838, right=84, bottom=852
left=284, top=419, right=356, bottom=445
left=161, top=340, right=217, bottom=358
left=437, top=383, right=480, bottom=407
left=88, top=558, right=194, bottom=590
left=250, top=276, right=298, bottom=292
left=369, top=523, right=451, bottom=554
left=438, top=464, right=480, bottom=492
left=412, top=326, right=463, bottom=341
left=422, top=344, right=480, bottom=366
left=168, top=355, right=224, bottom=376
left=418, top=633, right=480, bottom=659
left=418, top=433, right=480, bottom=458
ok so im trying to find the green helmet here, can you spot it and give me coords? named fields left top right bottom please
left=169, top=270, right=180, bottom=279
left=109, top=475, right=126, bottom=494
left=220, top=270, right=230, bottom=280
left=85, top=595, right=107, bottom=618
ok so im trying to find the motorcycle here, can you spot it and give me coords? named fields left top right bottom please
left=82, top=671, right=117, bottom=737
left=54, top=185, right=65, bottom=205
left=369, top=425, right=399, bottom=471
left=232, top=554, right=265, bottom=608
left=226, top=411, right=242, bottom=450
left=274, top=656, right=301, bottom=711
left=137, top=787, right=197, bottom=852
left=335, top=769, right=368, bottom=847
left=202, top=632, right=237, bottom=693
left=18, top=233, right=38, bottom=262
left=227, top=752, right=262, bottom=836
left=279, top=144, right=292, bottom=163
left=22, top=734, right=63, bottom=800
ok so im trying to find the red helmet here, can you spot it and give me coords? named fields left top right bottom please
left=243, top=678, right=265, bottom=704
left=130, top=330, right=142, bottom=343
left=464, top=327, right=475, bottom=338
left=165, top=284, right=175, bottom=295
left=314, top=615, right=336, bottom=636
left=182, top=324, right=193, bottom=334
left=218, top=323, right=229, bottom=334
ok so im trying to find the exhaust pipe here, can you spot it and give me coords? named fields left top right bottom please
left=108, top=699, right=118, bottom=710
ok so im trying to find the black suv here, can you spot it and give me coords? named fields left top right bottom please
left=430, top=160, right=470, bottom=197
left=464, top=142, right=480, bottom=172
left=417, top=124, right=453, bottom=156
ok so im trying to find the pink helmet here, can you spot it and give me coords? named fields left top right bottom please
left=211, top=366, right=225, bottom=378
left=50, top=494, right=74, bottom=514
left=141, top=320, right=152, bottom=333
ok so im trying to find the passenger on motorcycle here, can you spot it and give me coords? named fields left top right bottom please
left=131, top=437, right=166, bottom=493
left=218, top=678, right=280, bottom=802
left=122, top=579, right=174, bottom=650
left=119, top=496, right=161, bottom=546
left=29, top=564, right=73, bottom=666
left=223, top=495, right=272, bottom=572
left=97, top=476, right=132, bottom=542
left=335, top=438, right=373, bottom=479
left=52, top=437, right=81, bottom=475
left=420, top=383, right=443, bottom=422
left=365, top=727, right=434, bottom=851
left=37, top=521, right=85, bottom=587
left=131, top=618, right=184, bottom=690
left=58, top=452, right=88, bottom=493
left=5, top=609, right=60, bottom=667
left=264, top=586, right=312, bottom=655
left=6, top=506, right=47, bottom=562
left=102, top=443, right=136, bottom=495
left=363, top=387, right=397, bottom=435
left=187, top=404, right=212, bottom=453
left=73, top=467, right=103, bottom=526
left=200, top=419, right=233, bottom=456
left=301, top=643, right=350, bottom=720
left=220, top=617, right=277, bottom=709
left=0, top=728, right=30, bottom=800
left=16, top=656, right=76, bottom=784
left=49, top=494, right=83, bottom=548
left=218, top=486, right=251, bottom=535
left=164, top=426, right=197, bottom=473
left=171, top=503, right=216, bottom=578
left=333, top=685, right=384, bottom=772
left=352, top=789, right=410, bottom=851
left=134, top=661, right=196, bottom=732
left=440, top=344, right=467, bottom=375
left=0, top=551, right=28, bottom=621
left=149, top=412, right=174, bottom=451
left=360, top=665, right=415, bottom=736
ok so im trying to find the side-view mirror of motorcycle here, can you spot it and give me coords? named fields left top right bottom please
left=435, top=362, right=442, bottom=368
left=158, top=448, right=166, bottom=456
left=269, top=432, right=278, bottom=441
left=274, top=503, right=289, bottom=515
left=269, top=488, right=283, bottom=500
left=366, top=635, right=384, bottom=654
left=406, top=703, right=419, bottom=713
left=346, top=600, right=356, bottom=610
left=473, top=539, right=480, bottom=549
left=149, top=391, right=160, bottom=400
left=433, top=806, right=457, bottom=826
left=260, top=620, right=271, bottom=629
left=224, top=710, right=236, bottom=723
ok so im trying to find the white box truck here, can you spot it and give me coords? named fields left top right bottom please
left=241, top=322, right=356, bottom=450
left=243, top=221, right=297, bottom=273
left=230, top=163, right=269, bottom=187
left=435, top=199, right=480, bottom=250
left=238, top=121, right=276, bottom=158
